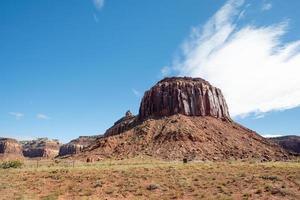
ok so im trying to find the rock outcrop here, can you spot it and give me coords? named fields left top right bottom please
left=59, top=136, right=100, bottom=156
left=0, top=138, right=23, bottom=156
left=74, top=77, right=294, bottom=161
left=104, top=111, right=137, bottom=137
left=21, top=138, right=61, bottom=158
left=139, top=77, right=230, bottom=121
left=269, top=135, right=300, bottom=154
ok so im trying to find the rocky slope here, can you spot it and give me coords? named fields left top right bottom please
left=59, top=136, right=100, bottom=157
left=81, top=115, right=290, bottom=161
left=21, top=138, right=61, bottom=158
left=75, top=77, right=293, bottom=161
left=269, top=135, right=300, bottom=154
left=0, top=138, right=23, bottom=158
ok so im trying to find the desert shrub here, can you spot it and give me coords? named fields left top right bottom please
left=0, top=160, right=23, bottom=169
left=259, top=175, right=279, bottom=181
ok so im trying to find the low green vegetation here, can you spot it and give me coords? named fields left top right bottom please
left=0, top=160, right=23, bottom=169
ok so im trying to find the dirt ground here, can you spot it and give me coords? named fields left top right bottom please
left=0, top=158, right=299, bottom=200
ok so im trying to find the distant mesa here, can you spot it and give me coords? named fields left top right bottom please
left=21, top=138, right=61, bottom=158
left=269, top=135, right=300, bottom=154
left=0, top=136, right=100, bottom=159
left=58, top=136, right=100, bottom=157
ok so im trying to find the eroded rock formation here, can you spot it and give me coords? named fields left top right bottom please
left=59, top=136, right=100, bottom=156
left=74, top=76, right=295, bottom=161
left=0, top=138, right=23, bottom=156
left=21, top=138, right=61, bottom=158
left=139, top=77, right=230, bottom=120
left=59, top=144, right=83, bottom=157
left=104, top=111, right=137, bottom=137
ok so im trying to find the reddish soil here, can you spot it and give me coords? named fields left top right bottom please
left=76, top=115, right=291, bottom=161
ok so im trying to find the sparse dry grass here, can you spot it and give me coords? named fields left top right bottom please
left=0, top=158, right=299, bottom=200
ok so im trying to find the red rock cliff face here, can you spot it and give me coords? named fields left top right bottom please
left=0, top=138, right=23, bottom=155
left=22, top=138, right=61, bottom=158
left=139, top=77, right=230, bottom=120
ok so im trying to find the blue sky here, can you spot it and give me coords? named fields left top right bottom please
left=0, top=0, right=299, bottom=142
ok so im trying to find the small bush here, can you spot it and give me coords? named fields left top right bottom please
left=0, top=160, right=23, bottom=169
left=260, top=175, right=279, bottom=181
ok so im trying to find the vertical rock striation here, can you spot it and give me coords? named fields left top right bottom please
left=139, top=77, right=230, bottom=120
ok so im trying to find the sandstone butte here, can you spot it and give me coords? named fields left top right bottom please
left=74, top=77, right=296, bottom=161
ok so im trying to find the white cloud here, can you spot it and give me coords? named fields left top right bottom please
left=166, top=0, right=300, bottom=117
left=36, top=114, right=50, bottom=120
left=262, top=2, right=272, bottom=11
left=132, top=89, right=141, bottom=97
left=93, top=0, right=105, bottom=10
left=9, top=112, right=24, bottom=120
left=261, top=134, right=283, bottom=138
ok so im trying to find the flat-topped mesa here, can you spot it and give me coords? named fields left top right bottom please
left=139, top=77, right=230, bottom=120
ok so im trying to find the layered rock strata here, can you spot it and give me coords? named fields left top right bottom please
left=59, top=136, right=100, bottom=156
left=21, top=138, right=61, bottom=158
left=139, top=77, right=230, bottom=120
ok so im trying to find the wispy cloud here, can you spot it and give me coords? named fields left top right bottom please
left=9, top=112, right=24, bottom=120
left=132, top=88, right=141, bottom=98
left=161, top=66, right=171, bottom=77
left=262, top=2, right=272, bottom=11
left=93, top=13, right=99, bottom=23
left=93, top=0, right=105, bottom=10
left=36, top=114, right=50, bottom=120
left=261, top=134, right=283, bottom=138
left=164, top=0, right=300, bottom=117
